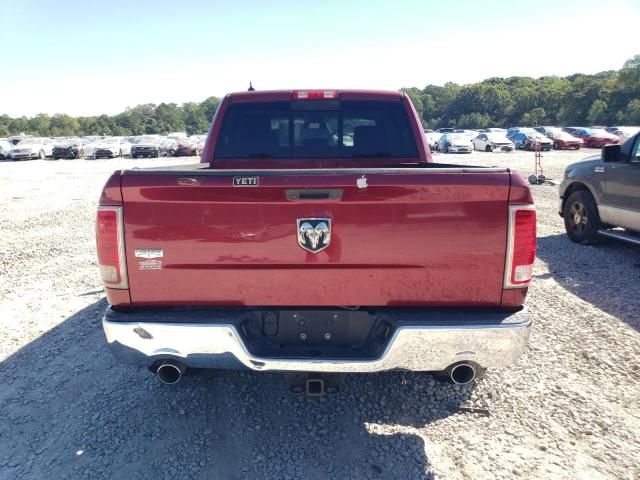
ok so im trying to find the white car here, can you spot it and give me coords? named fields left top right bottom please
left=94, top=138, right=131, bottom=158
left=10, top=138, right=54, bottom=160
left=0, top=139, right=12, bottom=160
left=118, top=138, right=132, bottom=156
left=437, top=134, right=473, bottom=153
left=472, top=133, right=515, bottom=152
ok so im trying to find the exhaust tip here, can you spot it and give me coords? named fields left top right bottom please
left=156, top=360, right=186, bottom=385
left=450, top=363, right=476, bottom=385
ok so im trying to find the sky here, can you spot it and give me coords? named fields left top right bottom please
left=1, top=0, right=639, bottom=117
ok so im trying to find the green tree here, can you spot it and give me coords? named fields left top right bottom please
left=623, top=99, right=640, bottom=124
left=201, top=97, right=221, bottom=122
left=587, top=100, right=607, bottom=125
left=28, top=114, right=51, bottom=136
left=520, top=108, right=546, bottom=126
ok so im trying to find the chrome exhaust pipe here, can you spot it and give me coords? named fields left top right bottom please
left=449, top=363, right=476, bottom=385
left=156, top=359, right=186, bottom=385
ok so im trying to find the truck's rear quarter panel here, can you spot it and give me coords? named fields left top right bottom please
left=121, top=169, right=510, bottom=307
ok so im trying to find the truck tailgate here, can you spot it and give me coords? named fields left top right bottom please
left=120, top=168, right=511, bottom=307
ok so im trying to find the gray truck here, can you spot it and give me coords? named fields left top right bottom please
left=559, top=132, right=640, bottom=245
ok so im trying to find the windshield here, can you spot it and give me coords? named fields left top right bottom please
left=215, top=101, right=418, bottom=159
left=18, top=139, right=39, bottom=145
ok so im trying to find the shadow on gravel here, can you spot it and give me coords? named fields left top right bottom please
left=0, top=299, right=476, bottom=480
left=536, top=233, right=640, bottom=330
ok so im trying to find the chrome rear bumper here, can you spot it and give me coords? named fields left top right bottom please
left=102, top=307, right=531, bottom=373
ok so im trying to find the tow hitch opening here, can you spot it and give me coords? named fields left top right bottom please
left=306, top=378, right=325, bottom=396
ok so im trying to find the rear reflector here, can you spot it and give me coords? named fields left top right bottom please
left=96, top=206, right=128, bottom=289
left=504, top=205, right=536, bottom=288
left=292, top=90, right=339, bottom=100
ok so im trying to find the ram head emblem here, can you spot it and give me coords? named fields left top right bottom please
left=297, top=218, right=332, bottom=253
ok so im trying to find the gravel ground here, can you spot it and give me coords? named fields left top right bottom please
left=0, top=150, right=639, bottom=480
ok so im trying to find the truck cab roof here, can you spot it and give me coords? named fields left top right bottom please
left=225, top=89, right=405, bottom=103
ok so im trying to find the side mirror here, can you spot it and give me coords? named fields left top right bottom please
left=602, top=144, right=621, bottom=163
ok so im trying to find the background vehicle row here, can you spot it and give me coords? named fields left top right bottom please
left=1, top=133, right=207, bottom=160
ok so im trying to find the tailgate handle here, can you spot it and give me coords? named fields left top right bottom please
left=286, top=189, right=342, bottom=201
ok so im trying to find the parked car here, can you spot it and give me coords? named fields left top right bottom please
left=423, top=130, right=441, bottom=152
left=472, top=133, right=514, bottom=152
left=52, top=137, right=95, bottom=159
left=483, top=128, right=507, bottom=134
left=534, top=127, right=582, bottom=149
left=160, top=138, right=178, bottom=156
left=173, top=138, right=202, bottom=156
left=8, top=135, right=33, bottom=146
left=0, top=139, right=12, bottom=159
left=506, top=127, right=537, bottom=141
left=98, top=89, right=535, bottom=389
left=119, top=138, right=132, bottom=156
left=571, top=128, right=619, bottom=148
left=511, top=132, right=553, bottom=151
left=94, top=138, right=127, bottom=158
left=131, top=137, right=162, bottom=158
left=606, top=126, right=640, bottom=143
left=437, top=133, right=473, bottom=153
left=559, top=132, right=639, bottom=245
left=534, top=126, right=558, bottom=136
left=454, top=129, right=480, bottom=141
left=562, top=127, right=583, bottom=135
left=550, top=131, right=583, bottom=150
left=10, top=138, right=54, bottom=160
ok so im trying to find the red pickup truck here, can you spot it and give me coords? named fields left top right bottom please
left=97, top=89, right=535, bottom=389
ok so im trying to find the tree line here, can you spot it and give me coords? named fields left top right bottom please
left=0, top=97, right=221, bottom=137
left=402, top=55, right=640, bottom=129
left=1, top=55, right=638, bottom=137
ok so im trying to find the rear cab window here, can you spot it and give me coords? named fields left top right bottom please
left=214, top=100, right=418, bottom=160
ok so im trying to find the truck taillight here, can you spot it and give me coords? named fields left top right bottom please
left=504, top=205, right=536, bottom=288
left=292, top=90, right=339, bottom=100
left=96, top=206, right=128, bottom=289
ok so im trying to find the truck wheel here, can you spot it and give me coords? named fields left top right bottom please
left=485, top=145, right=492, bottom=152
left=563, top=190, right=602, bottom=245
